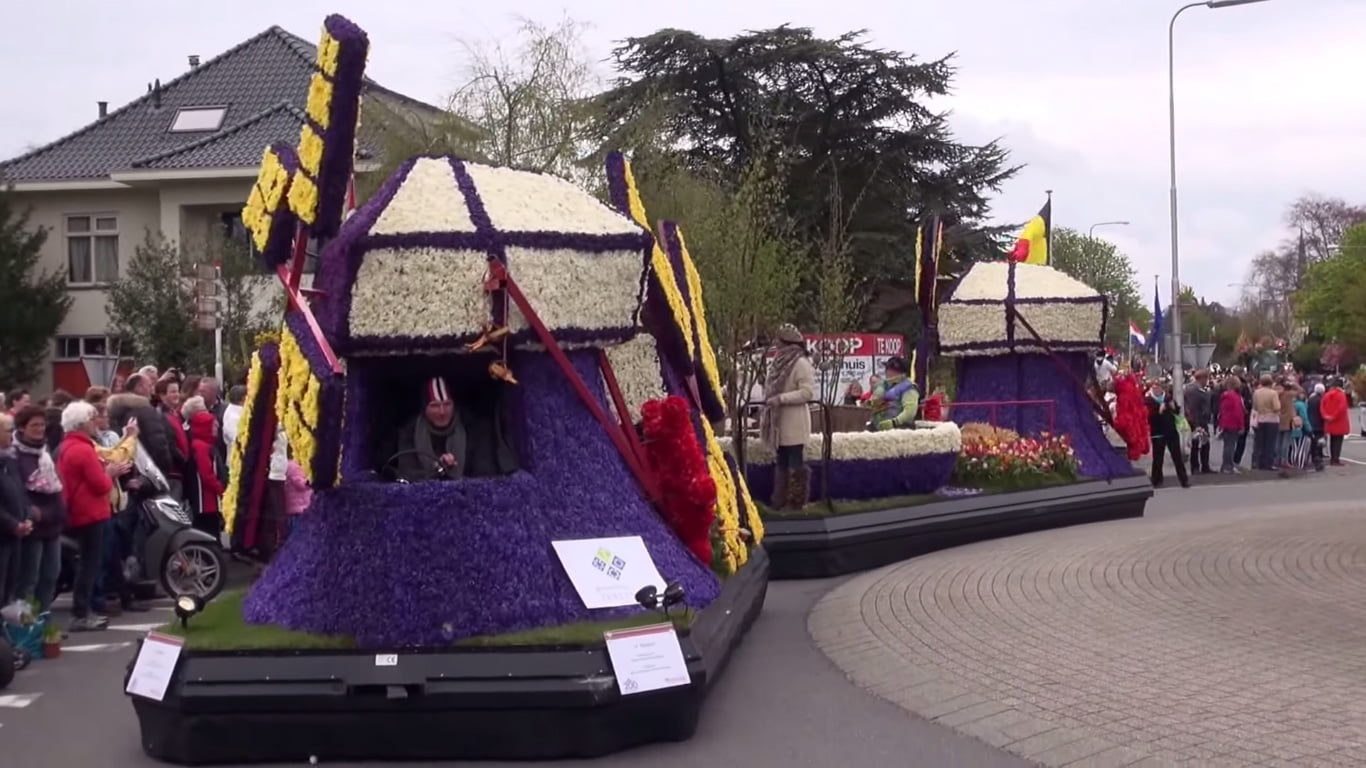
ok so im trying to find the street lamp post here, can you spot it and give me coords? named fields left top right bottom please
left=1168, top=0, right=1271, bottom=392
left=1088, top=221, right=1130, bottom=238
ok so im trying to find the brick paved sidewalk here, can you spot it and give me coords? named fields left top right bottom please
left=810, top=499, right=1366, bottom=767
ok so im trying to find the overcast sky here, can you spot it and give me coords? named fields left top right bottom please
left=4, top=0, right=1363, bottom=309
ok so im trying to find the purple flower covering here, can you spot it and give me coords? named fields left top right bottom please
left=307, top=14, right=368, bottom=240
left=744, top=451, right=957, bottom=502
left=284, top=310, right=346, bottom=489
left=243, top=350, right=721, bottom=647
left=951, top=353, right=1133, bottom=479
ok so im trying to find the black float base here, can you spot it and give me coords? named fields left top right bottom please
left=129, top=548, right=769, bottom=764
left=764, top=474, right=1152, bottom=579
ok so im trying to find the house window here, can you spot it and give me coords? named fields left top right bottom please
left=66, top=215, right=119, bottom=285
left=54, top=335, right=113, bottom=360
left=170, top=106, right=227, bottom=132
left=221, top=211, right=319, bottom=273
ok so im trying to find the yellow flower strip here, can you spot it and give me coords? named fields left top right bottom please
left=288, top=172, right=320, bottom=227
left=618, top=157, right=650, bottom=230
left=676, top=228, right=725, bottom=410
left=297, top=125, right=324, bottom=176
left=223, top=349, right=266, bottom=535
left=305, top=72, right=334, bottom=131
left=732, top=456, right=763, bottom=543
left=242, top=146, right=291, bottom=252
left=698, top=417, right=745, bottom=573
left=318, top=30, right=340, bottom=77
left=276, top=325, right=324, bottom=485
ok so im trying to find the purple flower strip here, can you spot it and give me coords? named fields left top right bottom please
left=604, top=152, right=632, bottom=217
left=939, top=339, right=1105, bottom=355
left=948, top=296, right=1106, bottom=306
left=658, top=222, right=725, bottom=423
left=309, top=14, right=369, bottom=241
left=743, top=451, right=957, bottom=502
left=951, top=353, right=1133, bottom=479
left=284, top=309, right=346, bottom=488
left=314, top=156, right=415, bottom=344
left=243, top=350, right=722, bottom=647
left=231, top=343, right=280, bottom=540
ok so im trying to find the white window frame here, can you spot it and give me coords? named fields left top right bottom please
left=169, top=106, right=228, bottom=132
left=65, top=214, right=119, bottom=286
left=53, top=335, right=113, bottom=361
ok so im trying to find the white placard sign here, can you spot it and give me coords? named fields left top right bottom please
left=125, top=632, right=185, bottom=701
left=604, top=623, right=691, bottom=695
left=551, top=536, right=665, bottom=609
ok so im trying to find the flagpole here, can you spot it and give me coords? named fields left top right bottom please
left=1045, top=189, right=1054, bottom=266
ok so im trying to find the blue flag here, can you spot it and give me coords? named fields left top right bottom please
left=1148, top=284, right=1164, bottom=354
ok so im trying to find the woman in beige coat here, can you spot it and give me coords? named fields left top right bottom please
left=760, top=324, right=815, bottom=509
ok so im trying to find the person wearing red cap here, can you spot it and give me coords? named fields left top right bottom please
left=395, top=377, right=466, bottom=482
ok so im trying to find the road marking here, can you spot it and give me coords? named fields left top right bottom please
left=0, top=693, right=41, bottom=708
left=1337, top=457, right=1366, bottom=466
left=107, top=622, right=165, bottom=633
left=64, top=641, right=133, bottom=653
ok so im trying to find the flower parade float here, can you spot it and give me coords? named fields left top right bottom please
left=124, top=15, right=767, bottom=765
left=728, top=240, right=1153, bottom=579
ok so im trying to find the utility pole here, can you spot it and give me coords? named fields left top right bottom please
left=194, top=262, right=224, bottom=382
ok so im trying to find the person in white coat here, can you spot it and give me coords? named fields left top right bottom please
left=760, top=324, right=815, bottom=510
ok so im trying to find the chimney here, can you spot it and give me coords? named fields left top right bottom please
left=152, top=79, right=162, bottom=109
left=97, top=101, right=108, bottom=118
left=188, top=54, right=200, bottom=68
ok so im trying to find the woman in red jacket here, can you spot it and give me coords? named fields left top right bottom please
left=186, top=409, right=225, bottom=539
left=56, top=401, right=130, bottom=631
left=1319, top=379, right=1351, bottom=467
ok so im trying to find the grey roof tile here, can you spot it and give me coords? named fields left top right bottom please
left=133, top=102, right=307, bottom=169
left=0, top=25, right=440, bottom=182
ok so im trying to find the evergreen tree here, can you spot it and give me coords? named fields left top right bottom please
left=0, top=190, right=71, bottom=387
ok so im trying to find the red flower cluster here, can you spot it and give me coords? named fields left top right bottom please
left=640, top=396, right=717, bottom=564
left=1111, top=373, right=1151, bottom=460
left=956, top=432, right=1079, bottom=486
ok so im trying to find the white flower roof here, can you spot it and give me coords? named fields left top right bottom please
left=320, top=156, right=654, bottom=354
left=938, top=262, right=1107, bottom=357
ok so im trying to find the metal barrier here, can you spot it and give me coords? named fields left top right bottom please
left=948, top=399, right=1057, bottom=436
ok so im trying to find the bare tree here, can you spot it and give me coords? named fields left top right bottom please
left=448, top=16, right=599, bottom=183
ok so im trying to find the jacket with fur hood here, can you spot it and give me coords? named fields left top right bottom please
left=107, top=393, right=179, bottom=475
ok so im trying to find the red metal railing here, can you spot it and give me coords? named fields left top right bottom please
left=947, top=399, right=1057, bottom=436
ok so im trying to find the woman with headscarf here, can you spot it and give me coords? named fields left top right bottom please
left=760, top=325, right=815, bottom=510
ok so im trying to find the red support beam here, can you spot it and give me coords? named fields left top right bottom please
left=487, top=263, right=656, bottom=499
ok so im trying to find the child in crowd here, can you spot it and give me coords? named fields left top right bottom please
left=184, top=402, right=225, bottom=538
left=283, top=457, right=312, bottom=539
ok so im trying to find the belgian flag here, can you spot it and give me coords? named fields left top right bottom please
left=1008, top=198, right=1051, bottom=265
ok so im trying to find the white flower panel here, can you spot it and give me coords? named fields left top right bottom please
left=1013, top=263, right=1096, bottom=299
left=1016, top=302, right=1103, bottom=347
left=720, top=421, right=962, bottom=464
left=603, top=334, right=667, bottom=422
left=462, top=163, right=642, bottom=236
left=950, top=261, right=1009, bottom=301
left=949, top=262, right=1098, bottom=302
left=938, top=304, right=1006, bottom=348
left=349, top=247, right=490, bottom=340
left=370, top=158, right=475, bottom=235
left=504, top=247, right=645, bottom=335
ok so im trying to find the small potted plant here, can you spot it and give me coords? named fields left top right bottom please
left=41, top=621, right=61, bottom=659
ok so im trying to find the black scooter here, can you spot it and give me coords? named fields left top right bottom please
left=58, top=460, right=227, bottom=602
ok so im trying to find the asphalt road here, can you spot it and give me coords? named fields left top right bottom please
left=4, top=455, right=1360, bottom=767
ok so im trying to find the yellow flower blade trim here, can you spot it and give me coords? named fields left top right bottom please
left=699, top=417, right=746, bottom=572
left=675, top=227, right=726, bottom=411
left=305, top=72, right=334, bottom=131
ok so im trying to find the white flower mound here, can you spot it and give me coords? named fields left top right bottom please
left=504, top=246, right=646, bottom=340
left=940, top=262, right=1105, bottom=356
left=349, top=248, right=490, bottom=341
left=370, top=158, right=475, bottom=235
left=603, top=334, right=667, bottom=422
left=462, top=163, right=643, bottom=236
left=719, top=421, right=962, bottom=465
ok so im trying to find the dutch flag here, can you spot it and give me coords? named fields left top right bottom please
left=1128, top=321, right=1146, bottom=347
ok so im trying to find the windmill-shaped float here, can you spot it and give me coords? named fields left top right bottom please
left=131, top=14, right=769, bottom=765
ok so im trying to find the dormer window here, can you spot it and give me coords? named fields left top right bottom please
left=169, top=106, right=227, bottom=132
